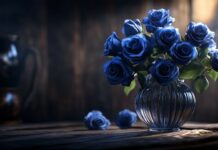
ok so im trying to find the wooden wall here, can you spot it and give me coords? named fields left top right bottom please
left=0, top=0, right=218, bottom=122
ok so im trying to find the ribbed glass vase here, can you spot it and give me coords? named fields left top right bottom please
left=135, top=75, right=196, bottom=132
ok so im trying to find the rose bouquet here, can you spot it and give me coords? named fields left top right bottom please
left=103, top=8, right=218, bottom=95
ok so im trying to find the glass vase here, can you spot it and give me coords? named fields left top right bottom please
left=135, top=75, right=196, bottom=132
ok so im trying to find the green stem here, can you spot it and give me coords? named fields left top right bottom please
left=137, top=73, right=145, bottom=89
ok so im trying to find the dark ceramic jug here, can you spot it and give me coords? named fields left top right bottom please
left=0, top=35, right=37, bottom=124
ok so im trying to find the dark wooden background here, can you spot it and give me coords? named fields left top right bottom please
left=0, top=0, right=218, bottom=122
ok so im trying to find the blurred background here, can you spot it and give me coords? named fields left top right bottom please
left=0, top=0, right=218, bottom=123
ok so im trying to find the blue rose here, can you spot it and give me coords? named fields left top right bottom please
left=122, top=19, right=142, bottom=37
left=155, top=27, right=180, bottom=51
left=84, top=110, right=110, bottom=130
left=103, top=57, right=134, bottom=86
left=143, top=9, right=175, bottom=33
left=208, top=49, right=218, bottom=57
left=185, top=22, right=215, bottom=49
left=169, top=41, right=197, bottom=65
left=211, top=52, right=218, bottom=71
left=104, top=32, right=122, bottom=56
left=116, top=109, right=137, bottom=129
left=121, top=34, right=153, bottom=64
left=151, top=59, right=179, bottom=85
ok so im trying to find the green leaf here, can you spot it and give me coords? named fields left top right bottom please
left=193, top=76, right=209, bottom=93
left=134, top=64, right=146, bottom=72
left=179, top=62, right=204, bottom=80
left=208, top=69, right=218, bottom=81
left=138, top=70, right=148, bottom=76
left=198, top=48, right=208, bottom=59
left=153, top=48, right=162, bottom=53
left=181, top=36, right=185, bottom=41
left=137, top=72, right=146, bottom=89
left=124, top=80, right=136, bottom=96
left=201, top=57, right=211, bottom=68
left=107, top=56, right=113, bottom=59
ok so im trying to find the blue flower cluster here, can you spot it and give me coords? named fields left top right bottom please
left=103, top=8, right=217, bottom=86
left=84, top=110, right=137, bottom=130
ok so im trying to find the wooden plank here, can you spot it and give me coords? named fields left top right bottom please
left=1, top=122, right=218, bottom=133
left=183, top=123, right=218, bottom=130
left=0, top=122, right=218, bottom=149
left=0, top=122, right=81, bottom=131
left=0, top=129, right=217, bottom=149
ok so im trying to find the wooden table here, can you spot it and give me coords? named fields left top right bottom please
left=1, top=122, right=218, bottom=149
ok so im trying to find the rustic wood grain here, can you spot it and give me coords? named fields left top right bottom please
left=19, top=0, right=48, bottom=123
left=0, top=122, right=218, bottom=149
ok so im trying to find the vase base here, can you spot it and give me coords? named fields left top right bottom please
left=148, top=127, right=180, bottom=132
